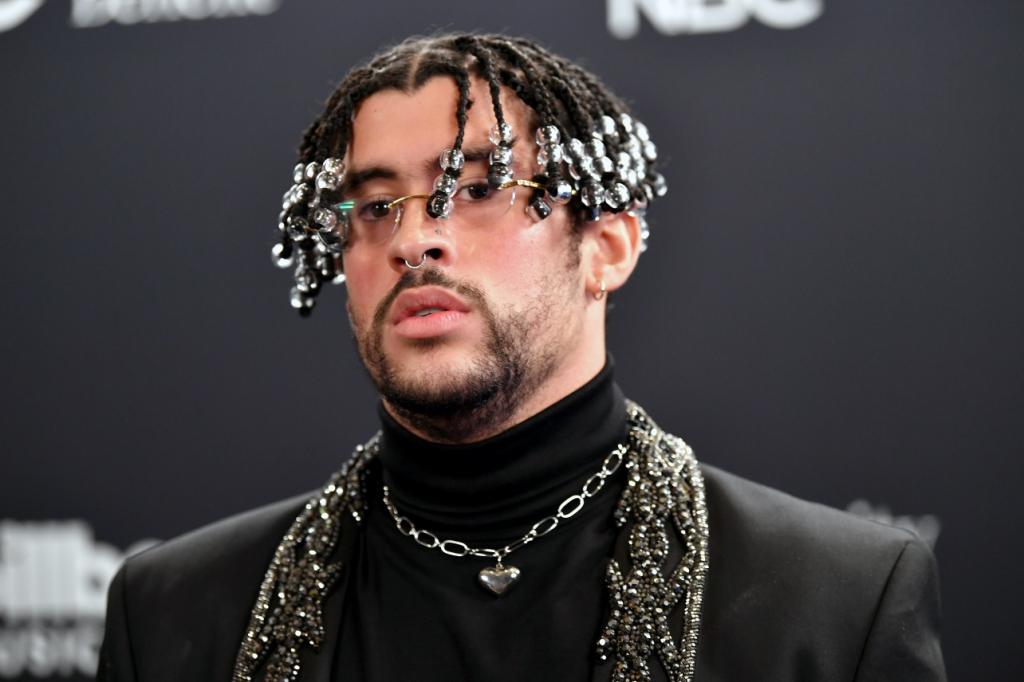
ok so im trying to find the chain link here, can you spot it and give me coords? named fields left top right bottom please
left=381, top=442, right=627, bottom=564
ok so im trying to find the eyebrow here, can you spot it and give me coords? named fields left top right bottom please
left=339, top=139, right=518, bottom=195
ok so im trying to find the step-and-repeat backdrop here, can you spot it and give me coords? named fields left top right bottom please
left=1, top=1, right=1020, bottom=679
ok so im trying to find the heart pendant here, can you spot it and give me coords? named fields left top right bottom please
left=478, top=564, right=521, bottom=596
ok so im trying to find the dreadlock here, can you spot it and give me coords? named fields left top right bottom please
left=273, top=33, right=667, bottom=316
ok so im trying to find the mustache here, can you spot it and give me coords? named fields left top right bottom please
left=371, top=267, right=488, bottom=329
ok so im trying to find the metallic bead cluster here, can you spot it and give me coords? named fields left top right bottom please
left=595, top=401, right=709, bottom=682
left=274, top=157, right=349, bottom=316
left=232, top=402, right=707, bottom=682
left=487, top=121, right=515, bottom=188
left=427, top=148, right=464, bottom=219
left=528, top=112, right=666, bottom=251
left=232, top=437, right=376, bottom=682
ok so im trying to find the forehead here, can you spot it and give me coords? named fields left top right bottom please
left=346, top=76, right=533, bottom=176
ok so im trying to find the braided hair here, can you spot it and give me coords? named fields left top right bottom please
left=273, top=33, right=667, bottom=315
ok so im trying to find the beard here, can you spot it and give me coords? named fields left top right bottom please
left=352, top=267, right=567, bottom=443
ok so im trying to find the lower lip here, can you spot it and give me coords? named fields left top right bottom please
left=393, top=310, right=469, bottom=339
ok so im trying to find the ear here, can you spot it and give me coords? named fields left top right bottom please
left=580, top=210, right=643, bottom=298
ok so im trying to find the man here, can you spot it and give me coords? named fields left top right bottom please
left=97, top=34, right=946, bottom=681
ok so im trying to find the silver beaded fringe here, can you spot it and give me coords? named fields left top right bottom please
left=597, top=401, right=709, bottom=682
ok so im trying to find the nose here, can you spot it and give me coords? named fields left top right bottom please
left=386, top=199, right=455, bottom=274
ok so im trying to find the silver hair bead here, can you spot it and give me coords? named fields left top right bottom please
left=535, top=125, right=560, bottom=145
left=272, top=241, right=294, bottom=269
left=528, top=195, right=552, bottom=221
left=316, top=171, right=340, bottom=192
left=625, top=136, right=642, bottom=160
left=286, top=216, right=309, bottom=241
left=600, top=115, right=619, bottom=140
left=638, top=211, right=650, bottom=244
left=433, top=173, right=457, bottom=195
left=585, top=139, right=606, bottom=160
left=625, top=168, right=639, bottom=188
left=608, top=182, right=632, bottom=209
left=292, top=163, right=305, bottom=184
left=547, top=143, right=565, bottom=164
left=576, top=155, right=595, bottom=178
left=487, top=163, right=514, bottom=188
left=489, top=122, right=513, bottom=145
left=580, top=180, right=606, bottom=207
left=282, top=183, right=308, bottom=209
left=547, top=179, right=574, bottom=205
left=594, top=156, right=615, bottom=176
left=289, top=286, right=314, bottom=311
left=313, top=207, right=337, bottom=231
left=634, top=121, right=650, bottom=142
left=643, top=141, right=658, bottom=163
left=568, top=137, right=586, bottom=159
left=294, top=266, right=319, bottom=294
left=427, top=193, right=453, bottom=219
left=439, top=149, right=465, bottom=172
left=322, top=157, right=344, bottom=175
left=618, top=113, right=634, bottom=134
left=304, top=162, right=319, bottom=180
left=651, top=172, right=668, bottom=198
left=489, top=145, right=513, bottom=166
left=536, top=143, right=564, bottom=166
left=616, top=152, right=632, bottom=172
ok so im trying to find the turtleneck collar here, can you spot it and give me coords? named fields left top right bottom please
left=376, top=358, right=627, bottom=537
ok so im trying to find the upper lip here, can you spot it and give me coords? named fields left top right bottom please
left=390, top=286, right=471, bottom=324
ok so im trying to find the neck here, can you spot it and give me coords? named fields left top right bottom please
left=376, top=357, right=625, bottom=535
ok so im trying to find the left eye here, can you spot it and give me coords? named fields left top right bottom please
left=456, top=181, right=494, bottom=202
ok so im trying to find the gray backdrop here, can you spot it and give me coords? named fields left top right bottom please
left=1, top=0, right=1021, bottom=679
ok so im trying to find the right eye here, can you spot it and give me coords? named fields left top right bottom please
left=357, top=199, right=394, bottom=222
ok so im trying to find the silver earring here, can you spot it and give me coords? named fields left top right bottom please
left=593, top=280, right=607, bottom=301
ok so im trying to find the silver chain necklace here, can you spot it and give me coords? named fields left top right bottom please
left=381, top=441, right=627, bottom=596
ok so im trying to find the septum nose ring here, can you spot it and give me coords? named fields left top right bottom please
left=403, top=252, right=430, bottom=270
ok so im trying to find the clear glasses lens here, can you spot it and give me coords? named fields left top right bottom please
left=339, top=177, right=517, bottom=245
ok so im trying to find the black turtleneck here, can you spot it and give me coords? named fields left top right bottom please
left=334, top=361, right=627, bottom=681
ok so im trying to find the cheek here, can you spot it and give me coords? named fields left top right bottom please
left=341, top=254, right=385, bottom=327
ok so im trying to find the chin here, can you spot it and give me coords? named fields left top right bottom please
left=383, top=343, right=487, bottom=395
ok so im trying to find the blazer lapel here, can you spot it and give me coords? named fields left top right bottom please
left=297, top=511, right=359, bottom=681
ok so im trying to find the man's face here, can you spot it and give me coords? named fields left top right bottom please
left=340, top=77, right=593, bottom=441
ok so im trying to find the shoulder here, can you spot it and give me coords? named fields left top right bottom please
left=698, top=462, right=925, bottom=602
left=122, top=491, right=312, bottom=592
left=695, top=463, right=944, bottom=679
left=103, top=492, right=313, bottom=678
left=700, top=463, right=918, bottom=563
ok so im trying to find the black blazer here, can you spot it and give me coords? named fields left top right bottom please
left=96, top=465, right=946, bottom=681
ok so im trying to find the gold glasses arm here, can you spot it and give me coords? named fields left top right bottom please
left=386, top=193, right=433, bottom=209
left=498, top=179, right=547, bottom=192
